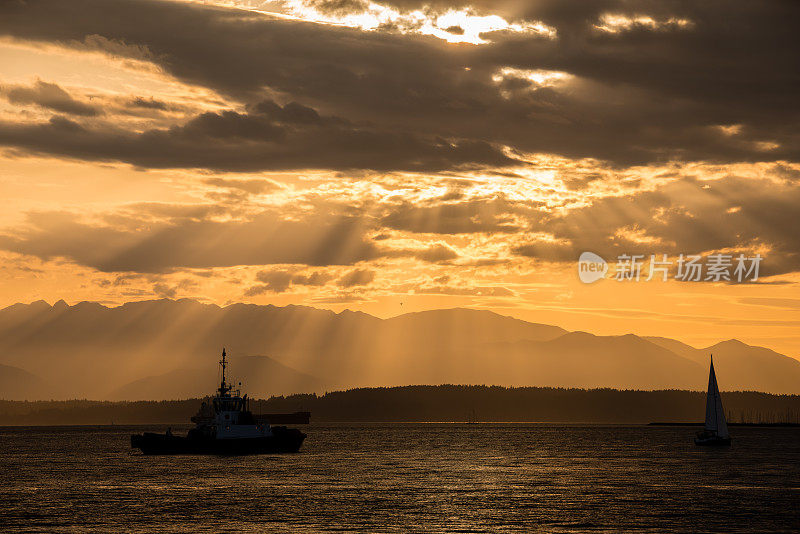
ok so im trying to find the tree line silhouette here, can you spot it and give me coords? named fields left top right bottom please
left=2, top=385, right=800, bottom=425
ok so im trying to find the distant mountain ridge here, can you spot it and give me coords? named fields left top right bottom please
left=106, top=355, right=322, bottom=401
left=0, top=298, right=798, bottom=400
left=0, top=364, right=54, bottom=401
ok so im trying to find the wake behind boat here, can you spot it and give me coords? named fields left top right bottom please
left=131, top=349, right=306, bottom=455
left=694, top=355, right=731, bottom=446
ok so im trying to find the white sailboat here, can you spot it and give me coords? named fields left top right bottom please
left=694, top=355, right=731, bottom=446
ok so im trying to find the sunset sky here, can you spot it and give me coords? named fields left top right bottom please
left=0, top=0, right=799, bottom=357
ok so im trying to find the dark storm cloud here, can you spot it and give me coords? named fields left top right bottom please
left=152, top=282, right=178, bottom=298
left=1, top=172, right=797, bottom=276
left=247, top=270, right=295, bottom=294
left=381, top=196, right=527, bottom=234
left=304, top=0, right=371, bottom=17
left=1, top=80, right=99, bottom=116
left=245, top=268, right=337, bottom=294
left=0, top=206, right=462, bottom=272
left=0, top=0, right=798, bottom=167
left=408, top=243, right=459, bottom=263
left=512, top=176, right=800, bottom=277
left=0, top=100, right=515, bottom=172
left=128, top=97, right=169, bottom=111
left=336, top=268, right=376, bottom=287
left=0, top=210, right=380, bottom=272
left=293, top=270, right=337, bottom=286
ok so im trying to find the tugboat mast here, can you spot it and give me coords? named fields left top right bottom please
left=218, top=347, right=231, bottom=397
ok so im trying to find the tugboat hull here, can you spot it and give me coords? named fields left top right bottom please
left=131, top=427, right=306, bottom=455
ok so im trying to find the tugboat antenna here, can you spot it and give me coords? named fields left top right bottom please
left=218, top=347, right=229, bottom=397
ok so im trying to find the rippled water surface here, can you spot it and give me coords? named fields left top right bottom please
left=1, top=424, right=799, bottom=532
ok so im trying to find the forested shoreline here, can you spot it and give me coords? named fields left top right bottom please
left=3, top=385, right=800, bottom=425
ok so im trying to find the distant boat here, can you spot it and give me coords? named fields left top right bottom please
left=131, top=348, right=306, bottom=455
left=694, top=355, right=731, bottom=446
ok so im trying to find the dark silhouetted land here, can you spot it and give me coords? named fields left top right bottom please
left=2, top=385, right=799, bottom=426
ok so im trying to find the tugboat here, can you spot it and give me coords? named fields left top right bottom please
left=131, top=349, right=306, bottom=455
left=694, top=355, right=731, bottom=446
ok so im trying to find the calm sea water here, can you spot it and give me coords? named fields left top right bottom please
left=1, top=424, right=798, bottom=533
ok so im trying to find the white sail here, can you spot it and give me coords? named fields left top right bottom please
left=704, top=356, right=729, bottom=439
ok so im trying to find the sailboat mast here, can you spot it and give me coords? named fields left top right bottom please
left=711, top=354, right=718, bottom=433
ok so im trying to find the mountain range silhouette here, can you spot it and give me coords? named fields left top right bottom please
left=1, top=298, right=798, bottom=400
